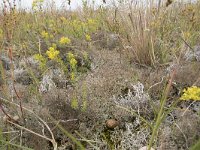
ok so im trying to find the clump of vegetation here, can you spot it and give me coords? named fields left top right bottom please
left=0, top=0, right=200, bottom=149
left=180, top=86, right=200, bottom=101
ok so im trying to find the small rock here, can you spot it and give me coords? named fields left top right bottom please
left=106, top=119, right=119, bottom=129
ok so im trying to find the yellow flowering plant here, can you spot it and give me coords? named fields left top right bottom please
left=46, top=46, right=60, bottom=60
left=67, top=52, right=75, bottom=61
left=34, top=54, right=47, bottom=69
left=85, top=34, right=91, bottom=41
left=59, top=36, right=71, bottom=45
left=70, top=58, right=77, bottom=70
left=71, top=96, right=79, bottom=109
left=70, top=72, right=76, bottom=81
left=65, top=18, right=99, bottom=38
left=67, top=52, right=78, bottom=82
left=180, top=86, right=200, bottom=100
left=70, top=19, right=85, bottom=38
left=41, top=30, right=49, bottom=39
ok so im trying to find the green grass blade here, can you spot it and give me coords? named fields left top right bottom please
left=190, top=139, right=200, bottom=150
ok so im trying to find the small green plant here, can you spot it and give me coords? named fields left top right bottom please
left=67, top=52, right=78, bottom=81
left=190, top=139, right=200, bottom=150
left=71, top=93, right=79, bottom=110
left=41, top=30, right=49, bottom=39
left=34, top=54, right=47, bottom=69
left=85, top=34, right=91, bottom=41
left=59, top=36, right=71, bottom=45
left=46, top=45, right=60, bottom=60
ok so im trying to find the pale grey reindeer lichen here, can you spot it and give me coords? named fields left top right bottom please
left=39, top=69, right=63, bottom=93
left=114, top=82, right=150, bottom=112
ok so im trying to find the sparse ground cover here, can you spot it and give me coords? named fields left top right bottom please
left=0, top=0, right=200, bottom=150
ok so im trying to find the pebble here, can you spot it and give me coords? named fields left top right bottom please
left=106, top=119, right=119, bottom=129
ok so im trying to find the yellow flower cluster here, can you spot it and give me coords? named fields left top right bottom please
left=70, top=58, right=77, bottom=69
left=41, top=30, right=49, bottom=39
left=46, top=46, right=60, bottom=60
left=68, top=52, right=77, bottom=70
left=70, top=19, right=85, bottom=38
left=85, top=34, right=91, bottom=41
left=59, top=36, right=71, bottom=45
left=67, top=52, right=77, bottom=81
left=180, top=86, right=200, bottom=100
left=70, top=72, right=76, bottom=82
